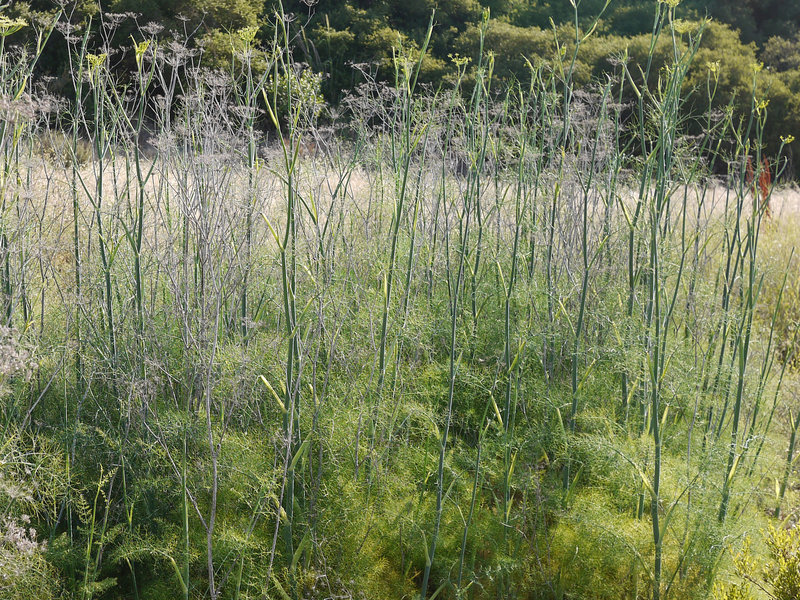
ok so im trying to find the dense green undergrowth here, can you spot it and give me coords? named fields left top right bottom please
left=1, top=2, right=800, bottom=600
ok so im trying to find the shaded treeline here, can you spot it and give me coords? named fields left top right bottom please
left=0, top=3, right=798, bottom=600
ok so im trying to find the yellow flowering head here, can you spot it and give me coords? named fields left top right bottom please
left=448, top=53, right=471, bottom=68
left=659, top=0, right=681, bottom=7
left=237, top=26, right=258, bottom=45
left=673, top=19, right=695, bottom=35
left=0, top=15, right=26, bottom=37
left=133, top=39, right=150, bottom=69
left=706, top=60, right=720, bottom=83
left=781, top=134, right=795, bottom=145
left=87, top=53, right=107, bottom=78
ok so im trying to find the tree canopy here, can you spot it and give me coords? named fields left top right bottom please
left=7, top=0, right=800, bottom=167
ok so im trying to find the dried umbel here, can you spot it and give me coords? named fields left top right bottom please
left=0, top=328, right=34, bottom=392
left=0, top=94, right=37, bottom=122
left=0, top=516, right=43, bottom=562
left=0, top=516, right=54, bottom=598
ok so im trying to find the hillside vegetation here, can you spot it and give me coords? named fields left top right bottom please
left=9, top=0, right=800, bottom=170
left=1, top=2, right=800, bottom=600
